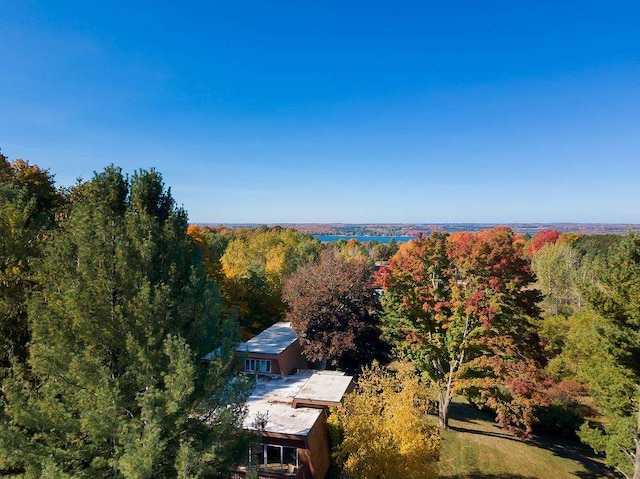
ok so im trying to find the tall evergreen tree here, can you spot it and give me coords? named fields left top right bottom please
left=0, top=166, right=250, bottom=478
left=579, top=232, right=640, bottom=479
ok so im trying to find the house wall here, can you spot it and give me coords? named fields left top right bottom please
left=259, top=435, right=306, bottom=449
left=277, top=339, right=308, bottom=375
left=242, top=353, right=282, bottom=374
left=299, top=414, right=330, bottom=479
left=252, top=414, right=330, bottom=479
left=239, top=339, right=307, bottom=376
left=240, top=435, right=307, bottom=479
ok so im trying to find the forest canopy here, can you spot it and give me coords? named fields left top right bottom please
left=1, top=153, right=639, bottom=478
left=0, top=160, right=252, bottom=478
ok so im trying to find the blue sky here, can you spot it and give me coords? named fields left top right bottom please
left=1, top=1, right=639, bottom=223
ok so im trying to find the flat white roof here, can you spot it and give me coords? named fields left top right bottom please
left=242, top=370, right=354, bottom=437
left=236, top=321, right=298, bottom=355
left=294, top=371, right=353, bottom=404
left=243, top=371, right=321, bottom=436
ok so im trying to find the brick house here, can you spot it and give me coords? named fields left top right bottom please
left=236, top=322, right=308, bottom=375
left=218, top=323, right=353, bottom=479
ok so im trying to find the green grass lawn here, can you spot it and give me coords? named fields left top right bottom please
left=437, top=398, right=619, bottom=479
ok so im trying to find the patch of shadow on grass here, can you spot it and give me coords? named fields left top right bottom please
left=448, top=424, right=523, bottom=443
left=447, top=399, right=619, bottom=478
left=530, top=436, right=619, bottom=479
left=448, top=400, right=497, bottom=425
left=446, top=424, right=619, bottom=479
left=447, top=401, right=522, bottom=442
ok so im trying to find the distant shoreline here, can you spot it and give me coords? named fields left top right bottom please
left=312, top=235, right=414, bottom=243
left=195, top=223, right=640, bottom=236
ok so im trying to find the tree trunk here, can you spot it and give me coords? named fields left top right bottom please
left=438, top=371, right=456, bottom=429
left=438, top=394, right=450, bottom=429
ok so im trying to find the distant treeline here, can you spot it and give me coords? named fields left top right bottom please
left=202, top=222, right=640, bottom=237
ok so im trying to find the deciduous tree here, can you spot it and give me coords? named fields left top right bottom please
left=283, top=248, right=387, bottom=372
left=526, top=229, right=560, bottom=258
left=378, top=228, right=544, bottom=432
left=328, top=362, right=439, bottom=479
left=186, top=224, right=230, bottom=284
left=0, top=154, right=62, bottom=368
left=531, top=242, right=582, bottom=315
left=219, top=227, right=321, bottom=337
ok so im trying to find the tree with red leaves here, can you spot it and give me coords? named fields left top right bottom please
left=378, top=227, right=544, bottom=433
left=283, top=248, right=387, bottom=373
left=526, top=229, right=561, bottom=257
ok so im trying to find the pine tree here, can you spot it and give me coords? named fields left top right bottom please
left=579, top=232, right=640, bottom=479
left=0, top=166, right=251, bottom=478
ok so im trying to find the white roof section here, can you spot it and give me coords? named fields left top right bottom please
left=236, top=321, right=298, bottom=355
left=243, top=371, right=321, bottom=436
left=294, top=371, right=353, bottom=404
left=201, top=347, right=220, bottom=362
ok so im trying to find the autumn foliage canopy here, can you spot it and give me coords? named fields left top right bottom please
left=377, top=227, right=546, bottom=434
left=283, top=248, right=387, bottom=372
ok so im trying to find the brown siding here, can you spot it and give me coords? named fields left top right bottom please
left=277, top=339, right=308, bottom=375
left=238, top=339, right=307, bottom=376
left=233, top=416, right=330, bottom=479
left=300, top=414, right=330, bottom=479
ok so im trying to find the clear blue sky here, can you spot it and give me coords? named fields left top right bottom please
left=1, top=1, right=639, bottom=223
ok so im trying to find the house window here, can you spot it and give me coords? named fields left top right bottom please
left=244, top=358, right=271, bottom=373
left=258, top=443, right=298, bottom=473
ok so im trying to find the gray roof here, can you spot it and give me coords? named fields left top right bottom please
left=236, top=321, right=298, bottom=355
left=243, top=371, right=321, bottom=436
left=201, top=347, right=220, bottom=362
left=243, top=370, right=353, bottom=437
left=293, top=371, right=353, bottom=404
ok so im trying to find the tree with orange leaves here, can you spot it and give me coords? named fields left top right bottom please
left=187, top=226, right=321, bottom=337
left=526, top=229, right=561, bottom=258
left=378, top=227, right=545, bottom=433
left=186, top=224, right=229, bottom=284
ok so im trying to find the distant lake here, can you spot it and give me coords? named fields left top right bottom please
left=313, top=235, right=415, bottom=243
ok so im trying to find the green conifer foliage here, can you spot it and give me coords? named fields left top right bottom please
left=579, top=232, right=640, bottom=479
left=0, top=166, right=250, bottom=478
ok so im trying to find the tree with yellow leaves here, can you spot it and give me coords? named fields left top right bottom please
left=328, top=362, right=440, bottom=479
left=187, top=226, right=321, bottom=337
